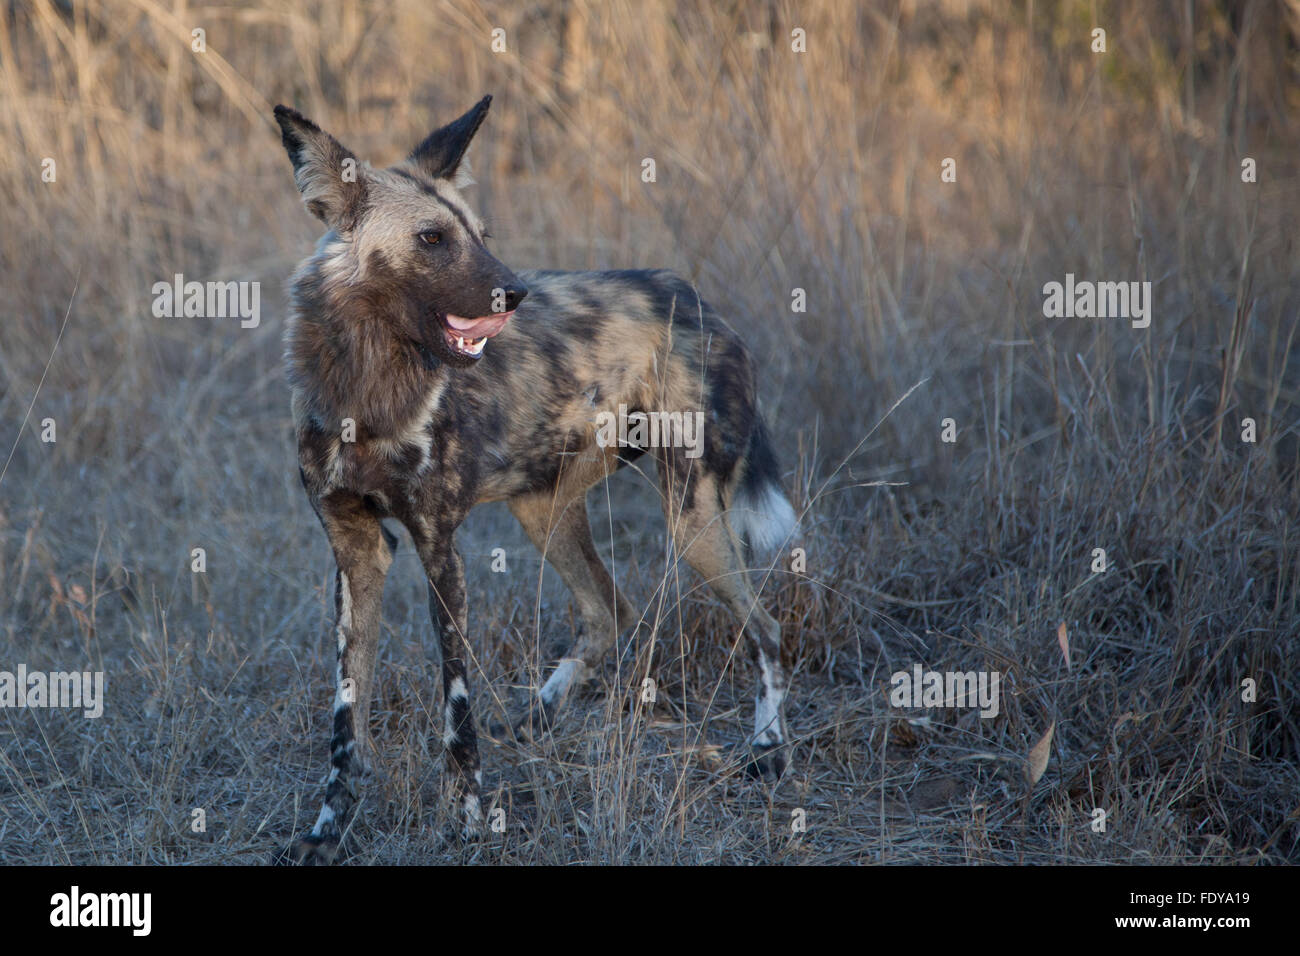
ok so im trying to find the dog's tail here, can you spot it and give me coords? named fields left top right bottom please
left=730, top=415, right=798, bottom=558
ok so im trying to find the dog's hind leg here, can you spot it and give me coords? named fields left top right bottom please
left=508, top=491, right=637, bottom=733
left=659, top=459, right=790, bottom=782
left=279, top=493, right=392, bottom=865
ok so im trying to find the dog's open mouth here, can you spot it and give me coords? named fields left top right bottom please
left=443, top=311, right=513, bottom=358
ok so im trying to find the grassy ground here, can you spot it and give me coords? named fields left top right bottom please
left=1, top=0, right=1297, bottom=864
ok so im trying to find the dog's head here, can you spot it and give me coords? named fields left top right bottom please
left=274, top=96, right=526, bottom=367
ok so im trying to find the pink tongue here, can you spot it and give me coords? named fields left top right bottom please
left=445, top=311, right=513, bottom=339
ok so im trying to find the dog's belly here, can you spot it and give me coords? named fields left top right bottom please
left=471, top=420, right=640, bottom=504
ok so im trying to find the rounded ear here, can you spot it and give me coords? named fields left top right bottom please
left=273, top=105, right=367, bottom=228
left=408, top=95, right=492, bottom=181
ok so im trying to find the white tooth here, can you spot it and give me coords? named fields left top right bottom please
left=457, top=336, right=465, bottom=350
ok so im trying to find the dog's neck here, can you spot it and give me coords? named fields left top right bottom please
left=285, top=255, right=447, bottom=442
left=413, top=341, right=442, bottom=371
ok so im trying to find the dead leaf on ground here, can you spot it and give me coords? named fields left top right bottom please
left=1026, top=721, right=1055, bottom=785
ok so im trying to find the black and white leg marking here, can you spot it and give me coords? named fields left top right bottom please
left=421, top=541, right=483, bottom=830
left=745, top=620, right=790, bottom=781
left=279, top=498, right=390, bottom=865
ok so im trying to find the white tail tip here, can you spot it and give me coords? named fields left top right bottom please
left=732, top=484, right=798, bottom=555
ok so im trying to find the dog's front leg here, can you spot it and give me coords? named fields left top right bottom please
left=279, top=494, right=392, bottom=865
left=414, top=533, right=483, bottom=831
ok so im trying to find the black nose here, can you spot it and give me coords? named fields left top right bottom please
left=503, top=285, right=528, bottom=311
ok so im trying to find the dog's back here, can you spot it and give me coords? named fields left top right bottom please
left=456, top=268, right=788, bottom=532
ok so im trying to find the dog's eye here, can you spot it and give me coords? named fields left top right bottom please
left=419, top=231, right=443, bottom=245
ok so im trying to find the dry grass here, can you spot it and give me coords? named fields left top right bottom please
left=1, top=0, right=1298, bottom=864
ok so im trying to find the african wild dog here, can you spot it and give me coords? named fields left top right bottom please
left=272, top=95, right=798, bottom=864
